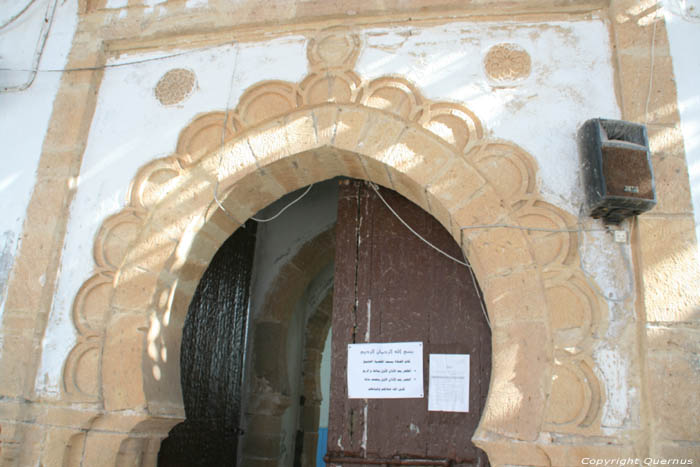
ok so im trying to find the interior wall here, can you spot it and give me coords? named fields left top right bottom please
left=243, top=180, right=338, bottom=465
left=247, top=181, right=338, bottom=323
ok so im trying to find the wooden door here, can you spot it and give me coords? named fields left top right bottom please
left=327, top=180, right=491, bottom=466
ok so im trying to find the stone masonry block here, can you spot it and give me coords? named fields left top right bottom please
left=81, top=432, right=127, bottom=467
left=41, top=427, right=85, bottom=467
left=381, top=127, right=453, bottom=187
left=451, top=185, right=508, bottom=230
left=301, top=405, right=320, bottom=431
left=613, top=11, right=670, bottom=52
left=332, top=148, right=367, bottom=181
left=357, top=113, right=406, bottom=158
left=479, top=321, right=549, bottom=441
left=247, top=118, right=289, bottom=166
left=253, top=322, right=290, bottom=391
left=40, top=407, right=99, bottom=429
left=483, top=268, right=547, bottom=323
left=466, top=227, right=535, bottom=276
left=220, top=168, right=287, bottom=222
left=474, top=439, right=550, bottom=466
left=284, top=112, right=318, bottom=152
left=288, top=230, right=334, bottom=274
left=312, top=106, right=338, bottom=146
left=242, top=432, right=283, bottom=458
left=390, top=169, right=431, bottom=215
left=0, top=334, right=34, bottom=397
left=333, top=106, right=370, bottom=152
left=289, top=149, right=344, bottom=183
left=638, top=216, right=700, bottom=323
left=201, top=207, right=240, bottom=246
left=647, top=351, right=700, bottom=441
left=426, top=157, right=486, bottom=214
left=43, top=82, right=100, bottom=152
left=200, top=138, right=258, bottom=186
left=113, top=267, right=160, bottom=311
left=264, top=156, right=312, bottom=193
left=36, top=150, right=81, bottom=178
left=618, top=53, right=680, bottom=125
left=646, top=324, right=700, bottom=354
left=653, top=442, right=700, bottom=461
left=103, top=313, right=148, bottom=411
left=426, top=191, right=455, bottom=243
left=650, top=152, right=693, bottom=214
left=647, top=124, right=687, bottom=159
left=360, top=154, right=394, bottom=190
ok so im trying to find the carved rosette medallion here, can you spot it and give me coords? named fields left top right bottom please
left=155, top=68, right=196, bottom=105
left=484, top=43, right=532, bottom=83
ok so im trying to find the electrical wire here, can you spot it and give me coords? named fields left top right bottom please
left=0, top=40, right=236, bottom=74
left=577, top=216, right=635, bottom=304
left=0, top=0, right=637, bottom=311
left=663, top=0, right=700, bottom=23
left=0, top=0, right=38, bottom=30
left=250, top=184, right=314, bottom=222
left=212, top=44, right=242, bottom=220
left=644, top=19, right=658, bottom=124
left=372, top=182, right=635, bottom=305
left=208, top=46, right=315, bottom=225
left=460, top=224, right=609, bottom=233
left=207, top=42, right=317, bottom=225
left=368, top=181, right=493, bottom=328
left=90, top=28, right=636, bottom=306
left=368, top=182, right=471, bottom=268
left=461, top=248, right=492, bottom=330
left=2, top=0, right=57, bottom=93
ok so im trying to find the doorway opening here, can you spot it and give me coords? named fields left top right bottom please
left=157, top=178, right=491, bottom=466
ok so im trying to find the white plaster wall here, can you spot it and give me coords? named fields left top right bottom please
left=0, top=0, right=53, bottom=90
left=664, top=2, right=700, bottom=245
left=34, top=17, right=639, bottom=436
left=357, top=20, right=621, bottom=213
left=35, top=36, right=309, bottom=396
left=0, top=0, right=77, bottom=340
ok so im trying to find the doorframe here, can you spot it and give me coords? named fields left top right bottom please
left=61, top=28, right=610, bottom=465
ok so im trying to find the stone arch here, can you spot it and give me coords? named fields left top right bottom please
left=241, top=227, right=335, bottom=464
left=62, top=28, right=609, bottom=464
left=297, top=288, right=334, bottom=465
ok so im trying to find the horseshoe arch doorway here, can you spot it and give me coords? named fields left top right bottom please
left=157, top=178, right=492, bottom=466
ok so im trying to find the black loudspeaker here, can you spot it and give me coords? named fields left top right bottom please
left=578, top=118, right=656, bottom=224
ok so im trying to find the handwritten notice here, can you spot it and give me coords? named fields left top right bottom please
left=428, top=354, right=470, bottom=412
left=347, top=342, right=423, bottom=399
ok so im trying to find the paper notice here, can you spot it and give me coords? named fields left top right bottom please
left=347, top=342, right=423, bottom=399
left=428, top=354, right=470, bottom=412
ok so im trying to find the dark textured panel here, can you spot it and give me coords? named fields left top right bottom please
left=158, top=221, right=257, bottom=467
left=329, top=180, right=490, bottom=466
left=329, top=179, right=366, bottom=455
